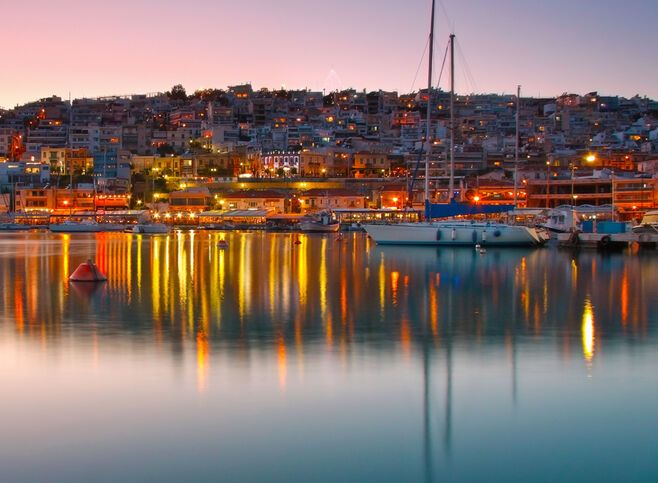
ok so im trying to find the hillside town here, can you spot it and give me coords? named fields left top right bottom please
left=1, top=84, right=657, bottom=225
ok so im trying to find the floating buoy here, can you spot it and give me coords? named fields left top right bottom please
left=475, top=244, right=481, bottom=251
left=217, top=240, right=229, bottom=249
left=69, top=259, right=107, bottom=282
left=294, top=239, right=302, bottom=245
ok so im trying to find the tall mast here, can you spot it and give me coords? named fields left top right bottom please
left=449, top=34, right=455, bottom=202
left=513, top=85, right=520, bottom=207
left=68, top=92, right=73, bottom=190
left=424, top=0, right=435, bottom=202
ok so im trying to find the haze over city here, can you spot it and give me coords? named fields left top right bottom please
left=3, top=0, right=658, bottom=108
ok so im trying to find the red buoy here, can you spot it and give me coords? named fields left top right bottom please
left=69, top=259, right=107, bottom=282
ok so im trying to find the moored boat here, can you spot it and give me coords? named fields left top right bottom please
left=49, top=219, right=101, bottom=233
left=0, top=222, right=32, bottom=231
left=300, top=211, right=340, bottom=233
left=132, top=223, right=170, bottom=234
left=364, top=221, right=543, bottom=247
left=632, top=210, right=658, bottom=234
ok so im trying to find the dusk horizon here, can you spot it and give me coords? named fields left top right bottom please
left=3, top=0, right=658, bottom=108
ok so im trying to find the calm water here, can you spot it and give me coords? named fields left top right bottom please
left=1, top=231, right=657, bottom=482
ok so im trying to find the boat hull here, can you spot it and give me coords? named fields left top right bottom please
left=49, top=223, right=100, bottom=233
left=364, top=222, right=542, bottom=247
left=132, top=224, right=170, bottom=234
left=299, top=221, right=340, bottom=233
left=0, top=223, right=32, bottom=231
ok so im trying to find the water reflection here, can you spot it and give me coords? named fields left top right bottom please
left=1, top=232, right=658, bottom=481
left=2, top=232, right=657, bottom=363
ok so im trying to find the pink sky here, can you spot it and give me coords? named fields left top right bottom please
left=2, top=0, right=657, bottom=108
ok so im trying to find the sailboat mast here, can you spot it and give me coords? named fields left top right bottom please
left=513, top=85, right=520, bottom=206
left=449, top=34, right=455, bottom=201
left=68, top=93, right=73, bottom=216
left=424, top=0, right=435, bottom=202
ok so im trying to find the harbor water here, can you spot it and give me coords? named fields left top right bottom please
left=1, top=231, right=657, bottom=482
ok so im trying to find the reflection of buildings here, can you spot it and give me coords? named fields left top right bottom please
left=2, top=233, right=655, bottom=375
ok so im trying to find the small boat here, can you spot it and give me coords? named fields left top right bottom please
left=217, top=239, right=229, bottom=249
left=49, top=219, right=101, bottom=233
left=132, top=223, right=170, bottom=234
left=632, top=210, right=658, bottom=234
left=299, top=211, right=340, bottom=233
left=0, top=222, right=32, bottom=231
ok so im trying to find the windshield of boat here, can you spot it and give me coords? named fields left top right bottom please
left=642, top=212, right=658, bottom=224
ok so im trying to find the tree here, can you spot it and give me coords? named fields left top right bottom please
left=166, top=84, right=187, bottom=101
left=157, top=143, right=176, bottom=156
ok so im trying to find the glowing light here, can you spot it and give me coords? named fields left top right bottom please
left=582, top=298, right=595, bottom=364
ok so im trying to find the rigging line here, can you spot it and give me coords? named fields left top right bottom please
left=410, top=37, right=430, bottom=93
left=435, top=40, right=450, bottom=91
left=437, top=0, right=454, bottom=33
left=455, top=39, right=479, bottom=93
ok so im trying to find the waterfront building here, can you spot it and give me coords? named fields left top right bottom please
left=351, top=152, right=391, bottom=177
left=168, top=187, right=213, bottom=213
left=261, top=151, right=301, bottom=177
left=526, top=174, right=657, bottom=219
left=15, top=187, right=129, bottom=213
left=217, top=190, right=286, bottom=213
left=298, top=189, right=366, bottom=212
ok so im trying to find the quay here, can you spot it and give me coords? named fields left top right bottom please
left=558, top=231, right=658, bottom=250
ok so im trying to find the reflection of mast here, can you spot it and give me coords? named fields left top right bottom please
left=511, top=330, right=518, bottom=405
left=444, top=315, right=453, bottom=455
left=422, top=340, right=433, bottom=483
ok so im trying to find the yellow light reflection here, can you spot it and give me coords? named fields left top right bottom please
left=136, top=234, right=143, bottom=292
left=571, top=259, right=578, bottom=289
left=196, top=330, right=209, bottom=393
left=621, top=268, right=628, bottom=326
left=391, top=271, right=400, bottom=306
left=152, top=237, right=161, bottom=320
left=582, top=298, right=595, bottom=364
left=378, top=253, right=385, bottom=314
left=277, top=334, right=287, bottom=390
left=319, top=238, right=327, bottom=318
left=297, top=233, right=308, bottom=309
left=62, top=234, right=70, bottom=283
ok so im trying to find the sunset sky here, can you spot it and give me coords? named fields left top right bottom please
left=2, top=0, right=657, bottom=107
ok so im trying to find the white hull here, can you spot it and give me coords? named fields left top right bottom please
left=364, top=222, right=543, bottom=246
left=132, top=224, right=170, bottom=234
left=299, top=221, right=340, bottom=233
left=49, top=222, right=101, bottom=233
left=98, top=223, right=127, bottom=232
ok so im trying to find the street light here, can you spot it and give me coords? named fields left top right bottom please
left=545, top=160, right=550, bottom=209
left=570, top=163, right=577, bottom=206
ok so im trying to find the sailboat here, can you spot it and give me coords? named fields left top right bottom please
left=364, top=5, right=542, bottom=247
left=1, top=180, right=32, bottom=231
